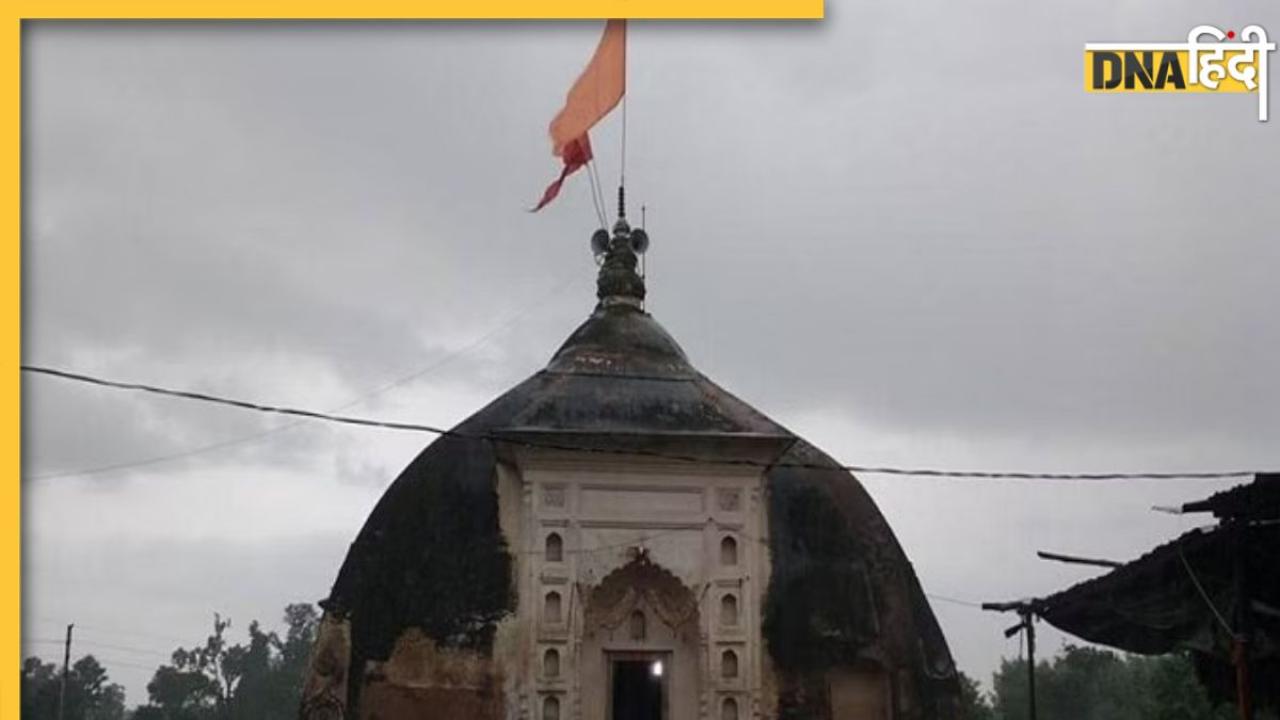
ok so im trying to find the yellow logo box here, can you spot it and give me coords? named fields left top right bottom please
left=1084, top=50, right=1257, bottom=93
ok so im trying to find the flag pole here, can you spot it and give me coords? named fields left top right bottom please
left=535, top=18, right=626, bottom=216
left=618, top=19, right=628, bottom=220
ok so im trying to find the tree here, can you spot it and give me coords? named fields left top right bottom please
left=70, top=657, right=127, bottom=720
left=957, top=670, right=995, bottom=720
left=133, top=603, right=320, bottom=720
left=143, top=663, right=220, bottom=720
left=142, top=613, right=237, bottom=720
left=21, top=654, right=126, bottom=720
left=990, top=644, right=1238, bottom=720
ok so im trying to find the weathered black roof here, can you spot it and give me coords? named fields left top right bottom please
left=547, top=300, right=693, bottom=377
left=1041, top=476, right=1280, bottom=657
left=1040, top=475, right=1280, bottom=709
left=504, top=304, right=788, bottom=436
left=1181, top=472, right=1280, bottom=520
left=323, top=227, right=959, bottom=716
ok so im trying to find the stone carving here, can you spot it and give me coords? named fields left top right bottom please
left=542, top=486, right=566, bottom=509
left=717, top=489, right=741, bottom=513
left=629, top=609, right=647, bottom=641
left=583, top=556, right=700, bottom=636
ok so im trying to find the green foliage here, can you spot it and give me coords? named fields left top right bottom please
left=21, top=654, right=126, bottom=720
left=957, top=671, right=995, bottom=720
left=990, top=644, right=1237, bottom=720
left=133, top=603, right=319, bottom=720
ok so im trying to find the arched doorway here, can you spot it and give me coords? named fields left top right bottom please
left=580, top=555, right=702, bottom=720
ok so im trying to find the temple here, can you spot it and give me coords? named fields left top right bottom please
left=298, top=215, right=960, bottom=719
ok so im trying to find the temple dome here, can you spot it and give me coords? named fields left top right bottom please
left=547, top=303, right=693, bottom=378
left=307, top=222, right=961, bottom=720
left=498, top=303, right=786, bottom=437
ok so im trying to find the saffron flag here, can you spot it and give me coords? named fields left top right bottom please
left=531, top=19, right=626, bottom=211
left=531, top=134, right=593, bottom=212
left=550, top=19, right=626, bottom=157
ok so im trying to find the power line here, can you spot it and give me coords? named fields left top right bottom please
left=26, top=638, right=171, bottom=659
left=92, top=657, right=161, bottom=672
left=21, top=364, right=1264, bottom=482
left=26, top=274, right=581, bottom=481
left=926, top=593, right=987, bottom=610
left=34, top=617, right=193, bottom=646
left=24, top=642, right=161, bottom=672
left=1176, top=542, right=1238, bottom=640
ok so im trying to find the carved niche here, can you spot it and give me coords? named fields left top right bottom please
left=716, top=489, right=741, bottom=512
left=582, top=555, right=700, bottom=638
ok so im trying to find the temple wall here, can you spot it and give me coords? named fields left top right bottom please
left=304, top=452, right=916, bottom=720
left=507, top=453, right=770, bottom=720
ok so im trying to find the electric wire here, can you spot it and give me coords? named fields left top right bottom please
left=1176, top=541, right=1239, bottom=639
left=33, top=618, right=192, bottom=646
left=587, top=159, right=609, bottom=227
left=20, top=363, right=1262, bottom=482
left=26, top=274, right=581, bottom=481
left=925, top=593, right=987, bottom=610
left=24, top=638, right=171, bottom=659
left=587, top=160, right=610, bottom=227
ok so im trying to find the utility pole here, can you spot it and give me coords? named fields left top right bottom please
left=983, top=600, right=1039, bottom=720
left=1232, top=519, right=1253, bottom=720
left=56, top=623, right=73, bottom=720
left=1024, top=608, right=1037, bottom=720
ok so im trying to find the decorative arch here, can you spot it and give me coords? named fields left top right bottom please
left=542, top=695, right=560, bottom=720
left=720, top=536, right=738, bottom=566
left=721, top=649, right=738, bottom=678
left=544, top=591, right=562, bottom=624
left=583, top=555, right=700, bottom=636
left=720, top=594, right=739, bottom=626
left=629, top=609, right=647, bottom=641
left=545, top=533, right=563, bottom=563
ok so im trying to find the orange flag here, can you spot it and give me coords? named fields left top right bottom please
left=531, top=135, right=593, bottom=212
left=532, top=19, right=626, bottom=212
left=549, top=19, right=626, bottom=157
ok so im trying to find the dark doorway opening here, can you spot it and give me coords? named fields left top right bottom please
left=610, top=656, right=666, bottom=720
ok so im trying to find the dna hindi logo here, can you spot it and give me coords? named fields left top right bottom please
left=1084, top=25, right=1275, bottom=121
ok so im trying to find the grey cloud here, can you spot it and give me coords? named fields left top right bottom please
left=21, top=6, right=1280, bottom=703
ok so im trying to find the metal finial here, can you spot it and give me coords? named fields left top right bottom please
left=596, top=207, right=645, bottom=307
left=617, top=185, right=626, bottom=220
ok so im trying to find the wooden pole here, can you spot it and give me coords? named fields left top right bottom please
left=982, top=601, right=1040, bottom=720
left=55, top=623, right=73, bottom=720
left=1036, top=550, right=1123, bottom=569
left=1233, top=520, right=1253, bottom=720
left=1025, top=609, right=1038, bottom=720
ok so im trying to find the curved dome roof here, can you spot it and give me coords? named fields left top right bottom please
left=547, top=302, right=694, bottom=377
left=497, top=303, right=786, bottom=437
left=322, top=223, right=959, bottom=715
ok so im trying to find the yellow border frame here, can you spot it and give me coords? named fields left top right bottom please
left=6, top=17, right=18, bottom=720
left=14, top=1, right=823, bottom=19
left=6, top=3, right=821, bottom=720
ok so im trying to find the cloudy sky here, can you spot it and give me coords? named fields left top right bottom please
left=22, top=3, right=1280, bottom=705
